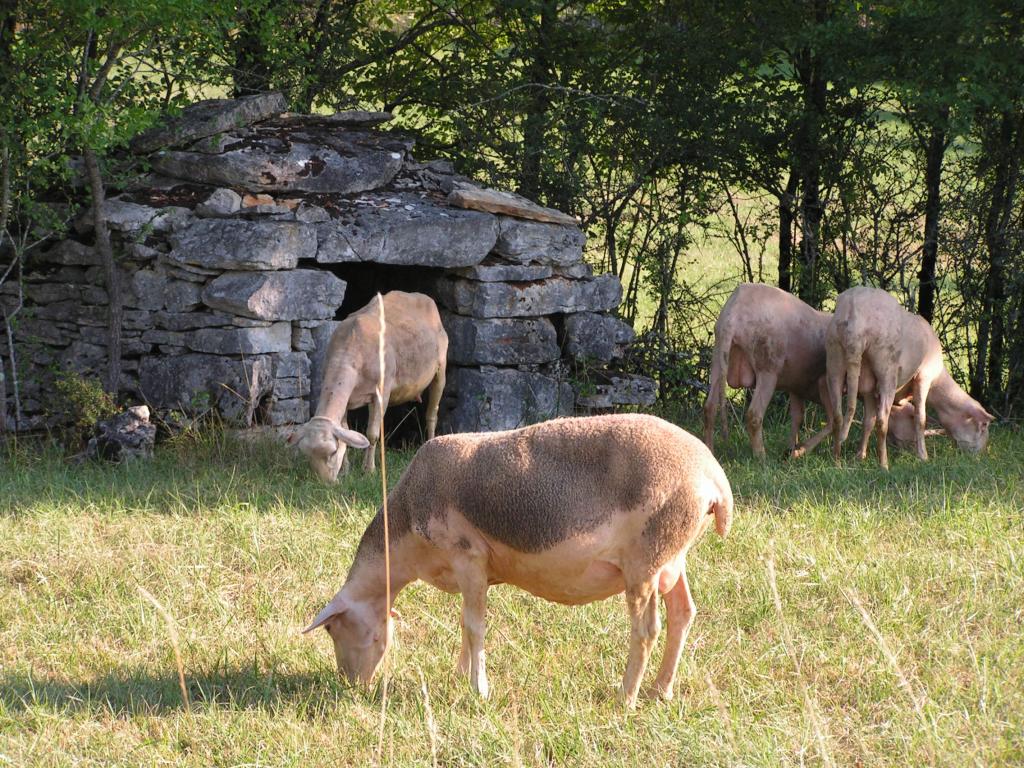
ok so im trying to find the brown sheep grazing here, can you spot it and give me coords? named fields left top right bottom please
left=289, top=291, right=448, bottom=482
left=303, top=414, right=733, bottom=708
left=826, top=286, right=993, bottom=469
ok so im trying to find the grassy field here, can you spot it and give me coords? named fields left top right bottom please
left=1, top=418, right=1023, bottom=767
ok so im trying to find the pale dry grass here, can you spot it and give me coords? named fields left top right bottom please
left=1, top=425, right=1022, bottom=766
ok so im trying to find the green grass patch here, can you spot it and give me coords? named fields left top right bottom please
left=1, top=423, right=1022, bottom=766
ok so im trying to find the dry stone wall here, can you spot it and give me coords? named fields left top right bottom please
left=1, top=94, right=654, bottom=433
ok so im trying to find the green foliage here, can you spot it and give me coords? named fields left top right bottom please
left=3, top=0, right=1024, bottom=412
left=50, top=368, right=119, bottom=431
left=0, top=0, right=237, bottom=232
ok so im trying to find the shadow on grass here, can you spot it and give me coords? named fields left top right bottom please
left=2, top=417, right=1021, bottom=524
left=0, top=661, right=492, bottom=718
left=0, top=663, right=360, bottom=716
left=0, top=430, right=417, bottom=518
left=703, top=417, right=1024, bottom=521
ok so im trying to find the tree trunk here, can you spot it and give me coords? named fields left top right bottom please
left=654, top=241, right=683, bottom=401
left=778, top=169, right=798, bottom=292
left=0, top=129, right=11, bottom=431
left=295, top=0, right=337, bottom=112
left=83, top=148, right=122, bottom=396
left=0, top=359, right=6, bottom=432
left=605, top=213, right=618, bottom=277
left=0, top=0, right=15, bottom=64
left=1007, top=288, right=1024, bottom=412
left=917, top=113, right=947, bottom=323
left=518, top=1, right=555, bottom=203
left=1009, top=164, right=1024, bottom=411
left=973, top=112, right=1022, bottom=403
left=797, top=48, right=826, bottom=309
left=233, top=6, right=273, bottom=97
left=985, top=116, right=1023, bottom=404
left=792, top=0, right=828, bottom=310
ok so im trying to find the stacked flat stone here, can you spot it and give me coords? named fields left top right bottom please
left=1, top=93, right=653, bottom=432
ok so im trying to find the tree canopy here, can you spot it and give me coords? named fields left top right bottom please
left=3, top=0, right=1024, bottom=414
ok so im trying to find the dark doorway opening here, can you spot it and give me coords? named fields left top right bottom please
left=319, top=262, right=448, bottom=320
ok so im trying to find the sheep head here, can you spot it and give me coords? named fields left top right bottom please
left=944, top=402, right=994, bottom=454
left=289, top=417, right=370, bottom=483
left=304, top=593, right=395, bottom=685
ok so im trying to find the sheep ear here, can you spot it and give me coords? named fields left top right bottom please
left=286, top=428, right=302, bottom=445
left=332, top=425, right=370, bottom=449
left=304, top=596, right=347, bottom=634
left=968, top=405, right=995, bottom=424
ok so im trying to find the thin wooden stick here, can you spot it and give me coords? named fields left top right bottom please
left=377, top=292, right=390, bottom=615
left=138, top=585, right=189, bottom=707
left=375, top=293, right=391, bottom=765
left=418, top=667, right=439, bottom=768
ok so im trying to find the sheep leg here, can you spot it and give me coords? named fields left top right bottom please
left=787, top=395, right=806, bottom=452
left=425, top=364, right=446, bottom=442
left=793, top=378, right=837, bottom=458
left=456, top=567, right=490, bottom=698
left=363, top=386, right=391, bottom=473
left=651, top=565, right=695, bottom=701
left=912, top=377, right=931, bottom=461
left=825, top=344, right=847, bottom=460
left=874, top=382, right=897, bottom=470
left=702, top=397, right=718, bottom=452
left=621, top=578, right=660, bottom=708
left=856, top=391, right=878, bottom=461
left=792, top=424, right=829, bottom=458
left=745, top=372, right=777, bottom=459
left=703, top=355, right=725, bottom=451
left=457, top=613, right=471, bottom=675
left=839, top=348, right=865, bottom=447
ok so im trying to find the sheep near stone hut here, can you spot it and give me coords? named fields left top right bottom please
left=1, top=93, right=654, bottom=434
left=288, top=291, right=447, bottom=482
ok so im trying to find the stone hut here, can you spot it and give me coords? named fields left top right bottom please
left=1, top=94, right=654, bottom=434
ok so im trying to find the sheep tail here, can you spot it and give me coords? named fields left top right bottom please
left=704, top=320, right=733, bottom=447
left=712, top=477, right=734, bottom=538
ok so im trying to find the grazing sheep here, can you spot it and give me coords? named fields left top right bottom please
left=304, top=413, right=733, bottom=708
left=886, top=399, right=947, bottom=448
left=705, top=283, right=924, bottom=459
left=826, top=286, right=993, bottom=469
left=289, top=291, right=448, bottom=482
left=704, top=283, right=833, bottom=457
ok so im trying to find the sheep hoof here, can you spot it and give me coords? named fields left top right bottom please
left=471, top=676, right=490, bottom=699
left=646, top=683, right=674, bottom=701
left=617, top=685, right=639, bottom=709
